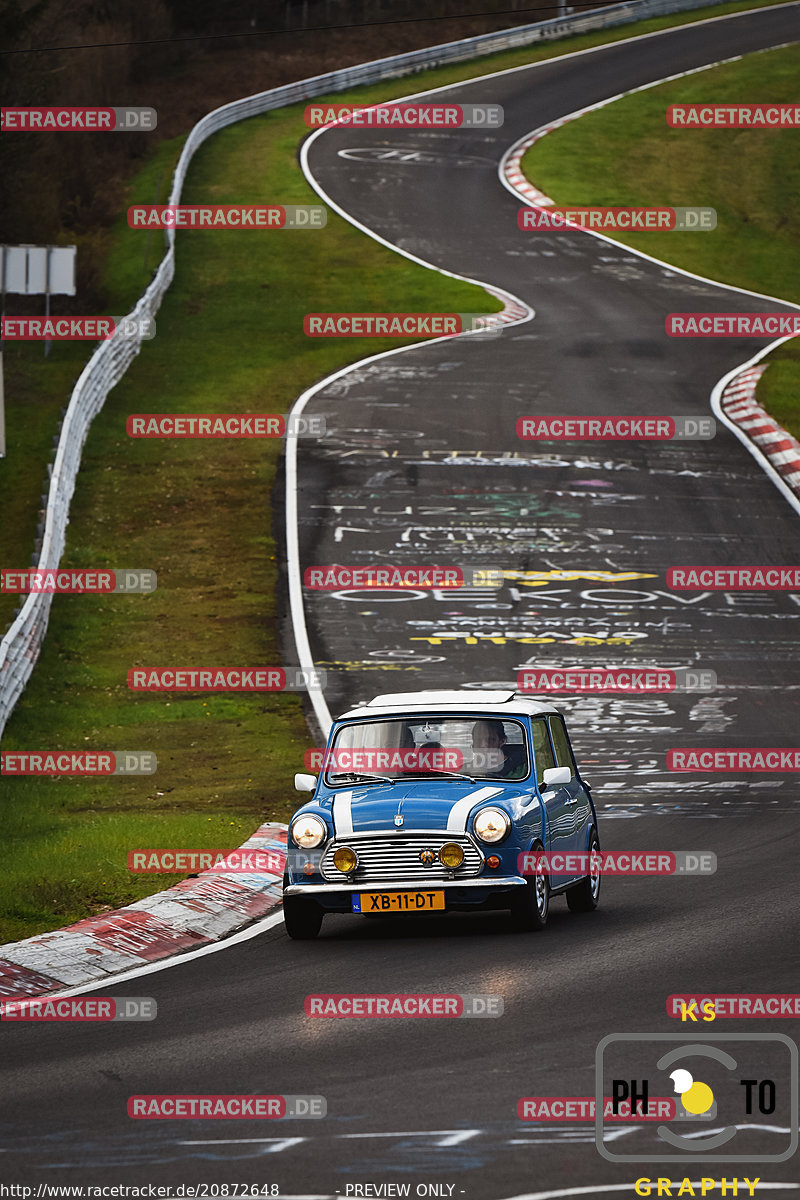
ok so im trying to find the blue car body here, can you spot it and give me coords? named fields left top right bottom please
left=283, top=689, right=600, bottom=935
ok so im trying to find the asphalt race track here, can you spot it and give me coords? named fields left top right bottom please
left=4, top=7, right=800, bottom=1197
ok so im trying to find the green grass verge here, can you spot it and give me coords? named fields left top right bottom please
left=1, top=0, right=795, bottom=944
left=520, top=40, right=800, bottom=438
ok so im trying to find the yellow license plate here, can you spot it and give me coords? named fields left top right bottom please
left=353, top=890, right=445, bottom=914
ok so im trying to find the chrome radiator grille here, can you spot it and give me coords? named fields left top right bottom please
left=320, top=834, right=483, bottom=883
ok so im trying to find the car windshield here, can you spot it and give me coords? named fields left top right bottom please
left=325, top=716, right=529, bottom=782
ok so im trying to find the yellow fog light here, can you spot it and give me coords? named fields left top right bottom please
left=439, top=842, right=465, bottom=869
left=332, top=846, right=359, bottom=873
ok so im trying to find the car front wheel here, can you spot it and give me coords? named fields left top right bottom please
left=566, top=831, right=601, bottom=912
left=283, top=891, right=323, bottom=940
left=510, top=842, right=549, bottom=931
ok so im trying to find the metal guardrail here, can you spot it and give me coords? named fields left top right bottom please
left=0, top=0, right=729, bottom=736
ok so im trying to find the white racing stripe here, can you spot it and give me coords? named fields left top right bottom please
left=447, top=786, right=504, bottom=832
left=332, top=789, right=354, bottom=835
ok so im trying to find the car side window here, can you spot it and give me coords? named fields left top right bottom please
left=549, top=716, right=576, bottom=777
left=531, top=718, right=556, bottom=780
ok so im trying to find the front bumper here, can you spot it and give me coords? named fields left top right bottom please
left=284, top=875, right=526, bottom=913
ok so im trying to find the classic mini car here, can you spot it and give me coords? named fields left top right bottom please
left=282, top=689, right=600, bottom=939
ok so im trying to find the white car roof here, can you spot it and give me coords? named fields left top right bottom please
left=338, top=689, right=560, bottom=720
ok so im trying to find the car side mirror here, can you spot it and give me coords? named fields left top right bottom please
left=294, top=772, right=317, bottom=792
left=541, top=766, right=571, bottom=789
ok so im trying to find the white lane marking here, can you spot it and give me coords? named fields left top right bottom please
left=332, top=789, right=354, bottom=835
left=177, top=1138, right=306, bottom=1151
left=499, top=1187, right=798, bottom=1200
left=446, top=786, right=504, bottom=831
left=39, top=909, right=286, bottom=998
left=342, top=1129, right=480, bottom=1147
left=711, top=342, right=800, bottom=519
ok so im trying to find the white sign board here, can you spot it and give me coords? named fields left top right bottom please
left=1, top=245, right=76, bottom=295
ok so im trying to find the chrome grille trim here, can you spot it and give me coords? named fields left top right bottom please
left=320, top=832, right=483, bottom=883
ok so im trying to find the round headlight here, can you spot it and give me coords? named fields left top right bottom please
left=332, top=846, right=358, bottom=873
left=439, top=842, right=465, bottom=869
left=473, top=806, right=510, bottom=844
left=291, top=814, right=327, bottom=849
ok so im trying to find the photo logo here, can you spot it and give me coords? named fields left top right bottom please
left=595, top=1033, right=798, bottom=1162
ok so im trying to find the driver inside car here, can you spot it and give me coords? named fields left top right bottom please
left=471, top=719, right=527, bottom=779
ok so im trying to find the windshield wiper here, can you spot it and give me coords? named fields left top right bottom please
left=328, top=771, right=396, bottom=785
left=397, top=770, right=477, bottom=783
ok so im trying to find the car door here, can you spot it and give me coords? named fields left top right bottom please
left=531, top=717, right=578, bottom=884
left=548, top=714, right=593, bottom=855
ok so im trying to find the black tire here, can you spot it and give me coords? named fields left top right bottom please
left=510, top=842, right=549, bottom=931
left=566, top=831, right=601, bottom=912
left=283, top=893, right=323, bottom=940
